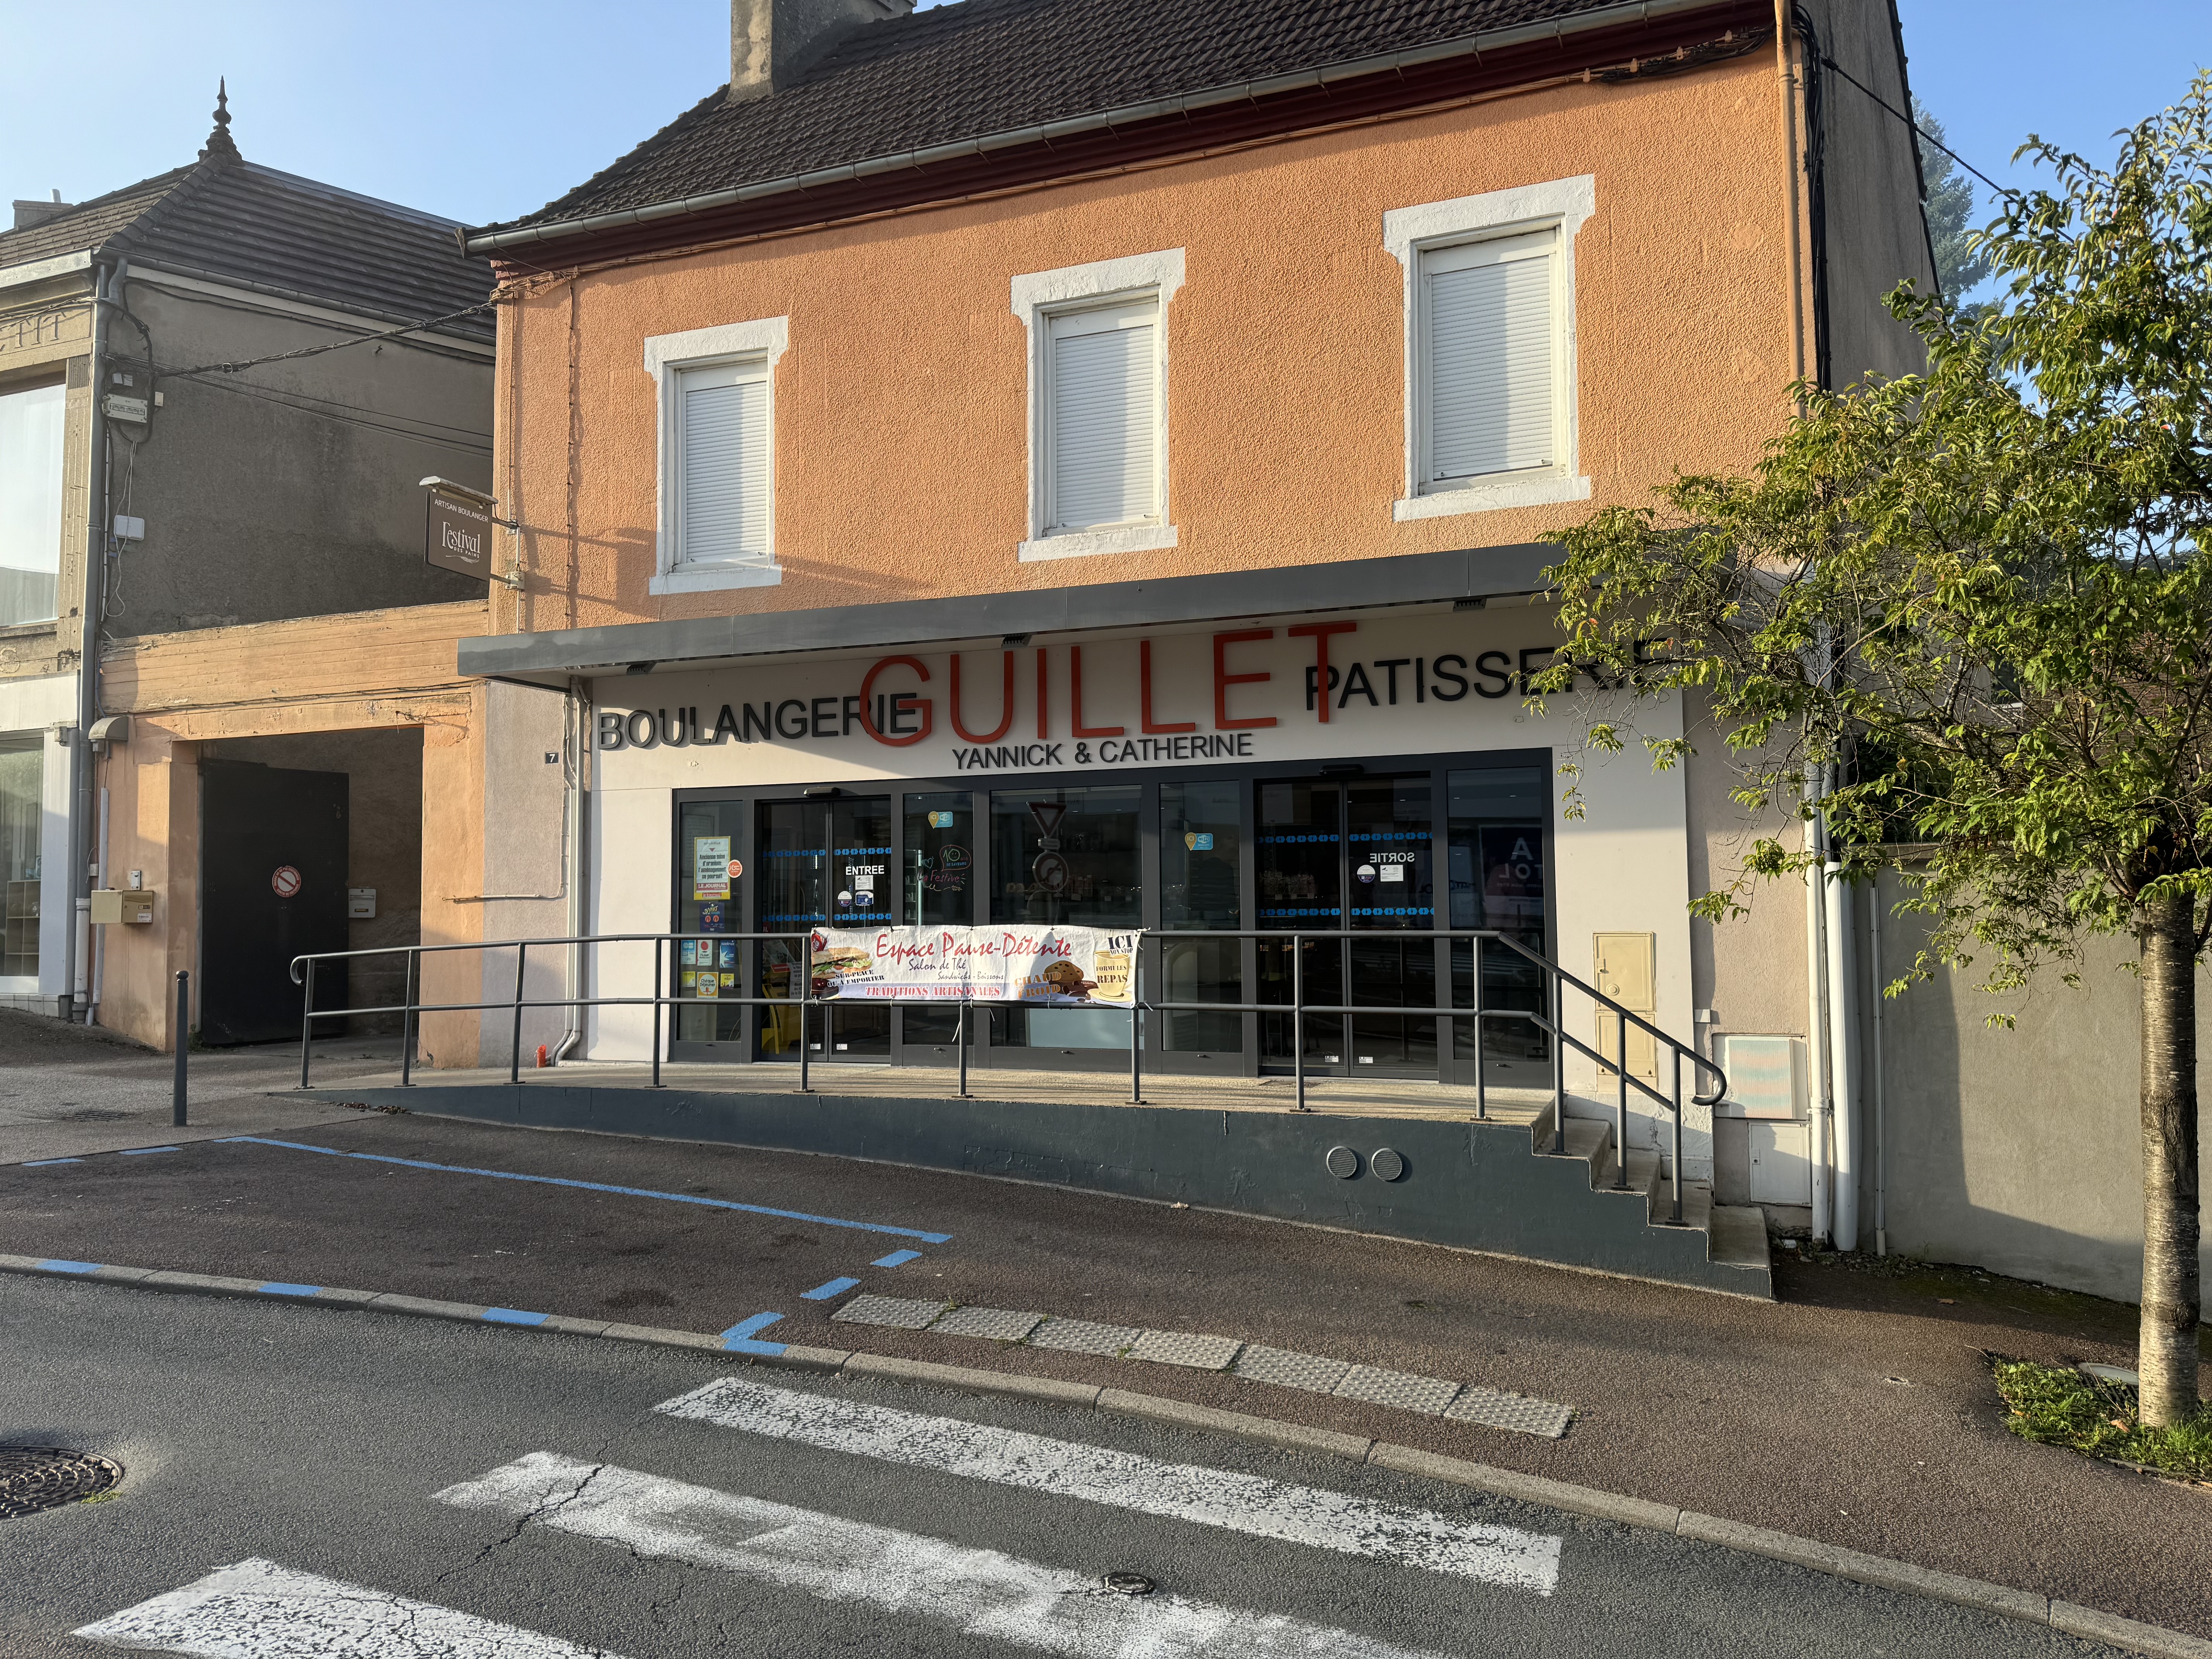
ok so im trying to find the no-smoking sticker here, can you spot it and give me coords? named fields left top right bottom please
left=271, top=865, right=302, bottom=898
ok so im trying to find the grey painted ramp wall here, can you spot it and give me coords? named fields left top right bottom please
left=350, top=1083, right=1769, bottom=1298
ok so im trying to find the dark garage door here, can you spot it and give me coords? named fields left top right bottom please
left=199, top=759, right=349, bottom=1046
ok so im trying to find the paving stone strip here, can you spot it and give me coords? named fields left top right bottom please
left=828, top=1293, right=1575, bottom=1438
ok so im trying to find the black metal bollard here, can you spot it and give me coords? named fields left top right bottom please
left=172, top=970, right=189, bottom=1127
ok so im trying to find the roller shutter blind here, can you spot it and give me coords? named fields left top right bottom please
left=1422, top=231, right=1559, bottom=486
left=1046, top=299, right=1160, bottom=532
left=676, top=362, right=769, bottom=565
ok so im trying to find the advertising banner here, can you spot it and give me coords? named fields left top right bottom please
left=807, top=926, right=1138, bottom=1006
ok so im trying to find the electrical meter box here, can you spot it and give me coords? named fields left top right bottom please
left=90, top=889, right=155, bottom=925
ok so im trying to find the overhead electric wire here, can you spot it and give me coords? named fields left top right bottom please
left=155, top=297, right=494, bottom=380
left=1815, top=51, right=2018, bottom=203
left=168, top=370, right=491, bottom=454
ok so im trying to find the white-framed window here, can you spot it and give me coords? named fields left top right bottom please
left=1012, top=249, right=1183, bottom=562
left=0, top=379, right=65, bottom=627
left=1384, top=177, right=1595, bottom=521
left=643, top=318, right=788, bottom=594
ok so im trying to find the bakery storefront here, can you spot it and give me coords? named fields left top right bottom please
left=584, top=592, right=1695, bottom=1085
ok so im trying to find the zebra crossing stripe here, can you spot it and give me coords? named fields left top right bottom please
left=653, top=1376, right=1561, bottom=1592
left=73, top=1556, right=624, bottom=1657
left=438, top=1452, right=1467, bottom=1659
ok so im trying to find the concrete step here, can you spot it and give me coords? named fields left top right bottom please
left=1532, top=1109, right=1610, bottom=1166
left=1647, top=1173, right=1713, bottom=1232
left=1707, top=1204, right=1773, bottom=1270
left=1587, top=1141, right=1658, bottom=1197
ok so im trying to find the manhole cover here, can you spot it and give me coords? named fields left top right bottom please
left=1101, top=1572, right=1156, bottom=1596
left=0, top=1447, right=122, bottom=1518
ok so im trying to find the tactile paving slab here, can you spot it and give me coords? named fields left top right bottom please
left=1332, top=1364, right=1462, bottom=1416
left=928, top=1305, right=1044, bottom=1342
left=1230, top=1344, right=1352, bottom=1395
left=1443, top=1385, right=1576, bottom=1439
left=1025, top=1317, right=1141, bottom=1356
left=830, top=1294, right=951, bottom=1330
left=1126, top=1329, right=1245, bottom=1371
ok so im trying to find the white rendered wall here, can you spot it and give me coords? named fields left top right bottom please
left=581, top=601, right=1702, bottom=1171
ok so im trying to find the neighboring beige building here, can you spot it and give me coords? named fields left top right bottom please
left=0, top=93, right=550, bottom=1063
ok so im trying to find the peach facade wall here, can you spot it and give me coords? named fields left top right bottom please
left=493, top=57, right=1795, bottom=634
left=92, top=604, right=491, bottom=1056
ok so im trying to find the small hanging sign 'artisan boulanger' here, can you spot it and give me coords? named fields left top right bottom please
left=424, top=489, right=493, bottom=579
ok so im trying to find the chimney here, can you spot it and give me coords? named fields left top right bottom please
left=730, top=0, right=914, bottom=102
left=12, top=190, right=73, bottom=232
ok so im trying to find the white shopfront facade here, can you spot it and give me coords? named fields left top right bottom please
left=577, top=594, right=1704, bottom=1169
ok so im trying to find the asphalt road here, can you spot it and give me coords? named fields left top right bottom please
left=4, top=1107, right=2207, bottom=1639
left=3, top=1274, right=2133, bottom=1659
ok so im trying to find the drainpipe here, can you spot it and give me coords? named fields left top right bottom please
left=1804, top=768, right=1833, bottom=1244
left=1775, top=0, right=1807, bottom=395
left=1826, top=820, right=1859, bottom=1251
left=91, top=785, right=108, bottom=1014
left=553, top=675, right=589, bottom=1062
left=1869, top=875, right=1887, bottom=1256
left=65, top=260, right=116, bottom=1022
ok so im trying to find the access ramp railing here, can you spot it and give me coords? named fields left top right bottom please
left=289, top=925, right=1724, bottom=1224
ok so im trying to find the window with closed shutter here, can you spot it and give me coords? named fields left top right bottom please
left=675, top=360, right=770, bottom=567
left=1419, top=230, right=1560, bottom=491
left=1044, top=298, right=1161, bottom=534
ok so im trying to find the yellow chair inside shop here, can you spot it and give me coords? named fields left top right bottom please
left=760, top=960, right=801, bottom=1054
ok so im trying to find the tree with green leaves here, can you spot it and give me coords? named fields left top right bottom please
left=1535, top=77, right=2210, bottom=1428
left=1914, top=98, right=1993, bottom=302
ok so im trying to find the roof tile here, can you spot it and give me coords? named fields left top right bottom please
left=0, top=158, right=491, bottom=341
left=484, top=0, right=1653, bottom=237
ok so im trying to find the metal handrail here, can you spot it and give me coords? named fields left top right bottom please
left=290, top=924, right=1723, bottom=1224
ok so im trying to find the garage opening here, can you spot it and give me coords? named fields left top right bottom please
left=197, top=727, right=422, bottom=1044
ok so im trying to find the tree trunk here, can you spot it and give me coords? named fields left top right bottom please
left=2137, top=891, right=2202, bottom=1429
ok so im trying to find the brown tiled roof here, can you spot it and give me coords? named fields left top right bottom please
left=0, top=157, right=493, bottom=342
left=0, top=167, right=196, bottom=267
left=482, top=0, right=1677, bottom=238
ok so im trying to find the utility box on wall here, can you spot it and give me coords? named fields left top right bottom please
left=1747, top=1119, right=1814, bottom=1206
left=89, top=889, right=155, bottom=925
left=1711, top=1034, right=1814, bottom=1211
left=1592, top=931, right=1658, bottom=1081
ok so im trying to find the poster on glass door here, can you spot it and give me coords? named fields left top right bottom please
left=807, top=926, right=1137, bottom=1006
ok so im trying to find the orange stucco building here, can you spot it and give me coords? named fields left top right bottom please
left=451, top=0, right=1934, bottom=1262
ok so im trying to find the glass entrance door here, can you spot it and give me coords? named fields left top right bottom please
left=1256, top=774, right=1437, bottom=1075
left=676, top=799, right=747, bottom=1048
left=755, top=795, right=893, bottom=1061
left=1448, top=764, right=1552, bottom=1079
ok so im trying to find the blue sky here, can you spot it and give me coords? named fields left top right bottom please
left=0, top=1, right=2204, bottom=238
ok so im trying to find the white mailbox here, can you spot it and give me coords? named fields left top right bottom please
left=347, top=888, right=377, bottom=919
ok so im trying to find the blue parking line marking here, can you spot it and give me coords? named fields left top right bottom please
left=22, top=1158, right=83, bottom=1167
left=257, top=1282, right=321, bottom=1297
left=37, top=1259, right=100, bottom=1274
left=722, top=1311, right=786, bottom=1355
left=872, top=1249, right=922, bottom=1268
left=482, top=1308, right=548, bottom=1326
left=119, top=1147, right=180, bottom=1156
left=217, top=1136, right=953, bottom=1243
left=801, top=1276, right=860, bottom=1301
left=221, top=1137, right=342, bottom=1154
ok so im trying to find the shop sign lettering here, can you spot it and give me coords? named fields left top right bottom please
left=595, top=621, right=1602, bottom=761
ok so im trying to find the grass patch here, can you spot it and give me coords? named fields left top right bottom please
left=1994, top=1358, right=2212, bottom=1480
